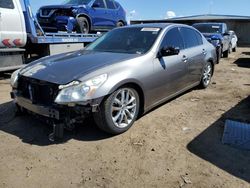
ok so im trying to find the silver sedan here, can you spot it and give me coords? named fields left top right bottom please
left=11, top=23, right=217, bottom=135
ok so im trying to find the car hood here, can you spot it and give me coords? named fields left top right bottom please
left=39, top=5, right=79, bottom=10
left=20, top=50, right=140, bottom=85
left=202, top=33, right=223, bottom=40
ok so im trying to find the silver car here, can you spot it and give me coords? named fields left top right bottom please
left=11, top=23, right=216, bottom=136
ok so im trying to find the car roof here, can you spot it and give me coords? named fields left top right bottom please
left=193, top=22, right=224, bottom=25
left=126, top=23, right=190, bottom=29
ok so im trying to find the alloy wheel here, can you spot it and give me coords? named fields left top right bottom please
left=111, top=88, right=137, bottom=128
left=203, top=63, right=212, bottom=86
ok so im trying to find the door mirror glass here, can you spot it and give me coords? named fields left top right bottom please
left=223, top=32, right=230, bottom=36
left=159, top=46, right=180, bottom=57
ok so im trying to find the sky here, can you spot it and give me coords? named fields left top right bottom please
left=30, top=0, right=250, bottom=21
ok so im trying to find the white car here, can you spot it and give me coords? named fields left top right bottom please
left=229, top=30, right=238, bottom=52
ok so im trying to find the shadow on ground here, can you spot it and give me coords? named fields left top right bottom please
left=242, top=52, right=250, bottom=56
left=0, top=72, right=11, bottom=80
left=0, top=101, right=112, bottom=146
left=187, top=96, right=250, bottom=183
left=234, top=58, right=250, bottom=68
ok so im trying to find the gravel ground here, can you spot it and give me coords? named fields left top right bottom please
left=0, top=47, right=249, bottom=188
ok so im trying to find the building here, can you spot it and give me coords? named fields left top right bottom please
left=131, top=14, right=250, bottom=45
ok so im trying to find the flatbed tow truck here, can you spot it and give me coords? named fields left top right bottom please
left=0, top=0, right=100, bottom=72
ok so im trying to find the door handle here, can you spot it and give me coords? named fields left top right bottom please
left=182, top=55, right=188, bottom=63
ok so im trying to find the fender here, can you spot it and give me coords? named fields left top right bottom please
left=76, top=13, right=93, bottom=27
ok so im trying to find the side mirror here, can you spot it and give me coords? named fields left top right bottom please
left=92, top=2, right=100, bottom=8
left=158, top=46, right=180, bottom=57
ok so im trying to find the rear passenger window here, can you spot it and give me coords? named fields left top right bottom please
left=0, top=0, right=14, bottom=9
left=180, top=27, right=201, bottom=48
left=94, top=0, right=105, bottom=8
left=106, top=0, right=116, bottom=9
left=161, top=27, right=184, bottom=50
left=114, top=2, right=120, bottom=8
left=195, top=31, right=203, bottom=45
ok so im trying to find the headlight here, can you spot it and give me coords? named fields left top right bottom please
left=55, top=74, right=108, bottom=104
left=10, top=69, right=21, bottom=88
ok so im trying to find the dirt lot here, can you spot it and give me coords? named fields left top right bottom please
left=0, top=48, right=249, bottom=188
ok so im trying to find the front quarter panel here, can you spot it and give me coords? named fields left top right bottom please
left=78, top=53, right=156, bottom=109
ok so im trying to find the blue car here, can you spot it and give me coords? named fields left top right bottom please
left=193, top=23, right=231, bottom=63
left=37, top=0, right=127, bottom=33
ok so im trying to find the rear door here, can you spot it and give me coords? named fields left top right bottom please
left=105, top=0, right=118, bottom=27
left=90, top=0, right=110, bottom=29
left=0, top=0, right=26, bottom=48
left=179, top=27, right=205, bottom=85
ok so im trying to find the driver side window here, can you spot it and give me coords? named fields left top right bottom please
left=161, top=27, right=184, bottom=50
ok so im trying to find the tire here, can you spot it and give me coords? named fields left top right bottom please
left=93, top=87, right=140, bottom=134
left=228, top=43, right=232, bottom=54
left=199, top=61, right=213, bottom=89
left=116, top=21, right=124, bottom=27
left=223, top=49, right=229, bottom=58
left=216, top=47, right=221, bottom=64
left=232, top=46, right=237, bottom=52
left=77, top=17, right=90, bottom=34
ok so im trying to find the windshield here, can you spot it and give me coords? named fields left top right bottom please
left=63, top=0, right=92, bottom=5
left=86, top=27, right=162, bottom=54
left=193, top=24, right=222, bottom=34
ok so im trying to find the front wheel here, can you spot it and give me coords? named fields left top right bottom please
left=232, top=45, right=237, bottom=52
left=199, top=62, right=213, bottom=89
left=228, top=43, right=232, bottom=54
left=94, top=87, right=140, bottom=134
left=223, top=49, right=229, bottom=58
left=76, top=17, right=90, bottom=34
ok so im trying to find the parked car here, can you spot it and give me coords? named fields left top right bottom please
left=193, top=22, right=231, bottom=62
left=229, top=30, right=238, bottom=52
left=37, top=0, right=127, bottom=33
left=11, top=23, right=216, bottom=136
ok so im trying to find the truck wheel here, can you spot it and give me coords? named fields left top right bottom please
left=199, top=61, right=212, bottom=89
left=116, top=21, right=124, bottom=27
left=93, top=87, right=140, bottom=134
left=77, top=17, right=90, bottom=34
left=223, top=49, right=229, bottom=58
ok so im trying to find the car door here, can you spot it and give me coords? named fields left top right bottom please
left=104, top=0, right=118, bottom=27
left=150, top=27, right=188, bottom=103
left=179, top=27, right=205, bottom=85
left=90, top=0, right=110, bottom=29
left=0, top=0, right=26, bottom=48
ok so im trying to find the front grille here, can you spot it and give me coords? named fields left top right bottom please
left=18, top=76, right=59, bottom=106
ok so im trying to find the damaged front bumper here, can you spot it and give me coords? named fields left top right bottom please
left=11, top=90, right=102, bottom=140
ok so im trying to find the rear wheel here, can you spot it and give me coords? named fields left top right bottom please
left=94, top=87, right=140, bottom=134
left=77, top=17, right=90, bottom=34
left=199, top=62, right=213, bottom=89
